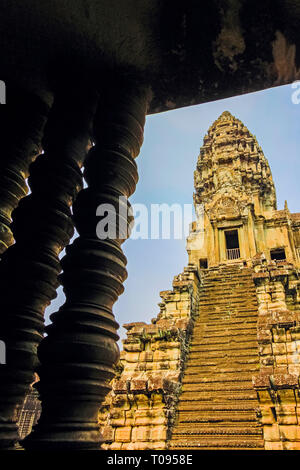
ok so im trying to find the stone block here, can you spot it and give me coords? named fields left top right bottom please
left=172, top=293, right=181, bottom=301
left=151, top=393, right=164, bottom=408
left=130, top=378, right=148, bottom=393
left=272, top=343, right=287, bottom=355
left=124, top=322, right=147, bottom=331
left=123, top=341, right=144, bottom=352
left=288, top=364, right=300, bottom=375
left=126, top=441, right=150, bottom=450
left=160, top=340, right=181, bottom=350
left=115, top=426, right=132, bottom=442
left=134, top=410, right=151, bottom=426
left=150, top=425, right=168, bottom=441
left=156, top=319, right=173, bottom=329
left=114, top=378, right=129, bottom=393
left=287, top=354, right=300, bottom=364
left=263, top=424, right=280, bottom=441
left=260, top=407, right=276, bottom=424
left=265, top=441, right=284, bottom=450
left=147, top=375, right=164, bottom=391
left=148, top=441, right=167, bottom=450
left=111, top=417, right=126, bottom=427
left=132, top=426, right=151, bottom=442
left=135, top=394, right=150, bottom=409
left=282, top=441, right=300, bottom=450
left=258, top=329, right=272, bottom=344
left=109, top=442, right=123, bottom=450
left=277, top=407, right=298, bottom=425
left=279, top=425, right=300, bottom=441
left=125, top=409, right=135, bottom=419
left=275, top=354, right=287, bottom=365
left=134, top=409, right=167, bottom=426
left=112, top=394, right=130, bottom=410
left=101, top=425, right=115, bottom=442
left=165, top=302, right=177, bottom=313
left=125, top=352, right=140, bottom=363
left=139, top=351, right=153, bottom=362
left=153, top=361, right=170, bottom=371
left=177, top=300, right=190, bottom=310
left=286, top=342, right=298, bottom=353
left=259, top=344, right=272, bottom=356
left=253, top=272, right=270, bottom=280
left=291, top=328, right=300, bottom=341
left=272, top=328, right=287, bottom=343
left=175, top=318, right=190, bottom=329
left=153, top=350, right=168, bottom=361
left=110, top=409, right=125, bottom=420
left=252, top=374, right=271, bottom=391
left=271, top=373, right=299, bottom=389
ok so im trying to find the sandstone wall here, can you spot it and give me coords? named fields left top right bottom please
left=252, top=258, right=300, bottom=450
left=99, top=265, right=200, bottom=450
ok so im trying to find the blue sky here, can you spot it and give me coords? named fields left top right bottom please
left=45, top=83, right=300, bottom=343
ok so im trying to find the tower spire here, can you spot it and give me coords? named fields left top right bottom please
left=194, top=111, right=277, bottom=211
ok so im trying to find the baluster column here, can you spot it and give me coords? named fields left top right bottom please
left=0, top=85, right=97, bottom=449
left=24, top=79, right=149, bottom=449
left=0, top=87, right=50, bottom=254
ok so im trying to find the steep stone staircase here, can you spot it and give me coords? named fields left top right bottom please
left=169, top=264, right=264, bottom=450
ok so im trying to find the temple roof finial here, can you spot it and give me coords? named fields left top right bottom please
left=195, top=111, right=277, bottom=211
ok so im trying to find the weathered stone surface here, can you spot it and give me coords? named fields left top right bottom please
left=100, top=112, right=300, bottom=450
left=99, top=265, right=200, bottom=450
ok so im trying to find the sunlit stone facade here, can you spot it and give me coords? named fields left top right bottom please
left=99, top=112, right=300, bottom=450
left=187, top=111, right=300, bottom=269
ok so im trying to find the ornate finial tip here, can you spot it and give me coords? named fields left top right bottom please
left=219, top=110, right=234, bottom=119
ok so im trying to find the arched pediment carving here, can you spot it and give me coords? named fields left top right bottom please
left=209, top=196, right=241, bottom=220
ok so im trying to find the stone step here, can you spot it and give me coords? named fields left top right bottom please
left=200, top=332, right=257, bottom=341
left=180, top=390, right=258, bottom=401
left=204, top=319, right=258, bottom=328
left=182, top=372, right=257, bottom=384
left=172, top=424, right=262, bottom=436
left=177, top=411, right=258, bottom=424
left=194, top=314, right=258, bottom=322
left=181, top=381, right=254, bottom=392
left=177, top=403, right=259, bottom=412
left=169, top=437, right=264, bottom=449
left=202, top=281, right=255, bottom=287
left=184, top=364, right=259, bottom=375
left=186, top=357, right=259, bottom=368
left=198, top=297, right=256, bottom=304
left=189, top=341, right=258, bottom=350
left=187, top=348, right=258, bottom=359
left=199, top=290, right=256, bottom=297
left=168, top=266, right=262, bottom=450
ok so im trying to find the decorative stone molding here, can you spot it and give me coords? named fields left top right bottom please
left=99, top=265, right=200, bottom=450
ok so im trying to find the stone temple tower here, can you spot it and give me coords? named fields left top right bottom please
left=99, top=112, right=300, bottom=451
left=187, top=111, right=298, bottom=269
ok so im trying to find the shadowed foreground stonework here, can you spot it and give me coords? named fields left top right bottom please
left=3, top=1, right=300, bottom=450
left=99, top=112, right=300, bottom=450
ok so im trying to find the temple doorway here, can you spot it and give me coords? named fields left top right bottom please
left=225, top=229, right=240, bottom=260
